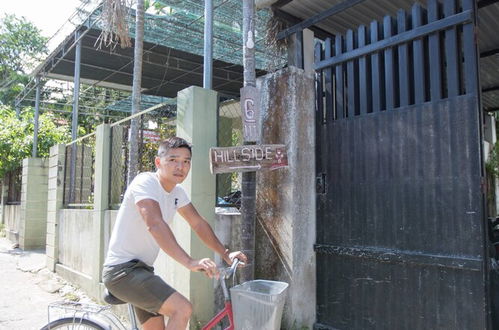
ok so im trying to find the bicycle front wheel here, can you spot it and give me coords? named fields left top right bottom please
left=40, top=317, right=107, bottom=330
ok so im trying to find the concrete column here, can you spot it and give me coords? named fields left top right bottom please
left=0, top=179, right=6, bottom=225
left=46, top=144, right=66, bottom=270
left=19, top=157, right=49, bottom=250
left=109, top=125, right=124, bottom=208
left=256, top=66, right=316, bottom=329
left=175, top=86, right=218, bottom=327
left=92, top=124, right=111, bottom=298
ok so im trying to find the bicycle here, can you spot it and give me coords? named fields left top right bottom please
left=40, top=259, right=241, bottom=330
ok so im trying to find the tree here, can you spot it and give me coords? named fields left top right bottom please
left=128, top=0, right=145, bottom=184
left=0, top=106, right=70, bottom=178
left=0, top=14, right=48, bottom=107
left=99, top=0, right=145, bottom=184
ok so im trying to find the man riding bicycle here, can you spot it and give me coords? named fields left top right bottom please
left=103, top=137, right=247, bottom=330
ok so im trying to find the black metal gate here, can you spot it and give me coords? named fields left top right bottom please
left=315, top=0, right=488, bottom=329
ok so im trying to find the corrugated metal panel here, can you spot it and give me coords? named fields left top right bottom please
left=316, top=95, right=487, bottom=329
left=478, top=3, right=499, bottom=110
left=477, top=3, right=499, bottom=52
left=280, top=0, right=424, bottom=36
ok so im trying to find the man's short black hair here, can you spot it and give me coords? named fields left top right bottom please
left=157, top=137, right=192, bottom=157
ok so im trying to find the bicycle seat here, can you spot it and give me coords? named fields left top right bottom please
left=103, top=289, right=126, bottom=305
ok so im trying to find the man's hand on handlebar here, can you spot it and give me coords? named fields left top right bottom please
left=223, top=250, right=248, bottom=266
left=189, top=258, right=220, bottom=279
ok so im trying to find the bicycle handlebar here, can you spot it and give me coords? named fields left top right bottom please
left=223, top=258, right=240, bottom=279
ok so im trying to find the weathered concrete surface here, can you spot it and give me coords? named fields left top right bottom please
left=256, top=66, right=316, bottom=329
left=19, top=157, right=49, bottom=250
left=0, top=237, right=93, bottom=330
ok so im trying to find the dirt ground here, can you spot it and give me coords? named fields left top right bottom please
left=0, top=237, right=93, bottom=330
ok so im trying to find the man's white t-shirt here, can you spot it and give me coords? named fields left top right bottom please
left=104, top=172, right=190, bottom=267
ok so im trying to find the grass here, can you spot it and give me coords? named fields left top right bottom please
left=63, top=292, right=80, bottom=302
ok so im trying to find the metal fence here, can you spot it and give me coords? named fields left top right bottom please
left=216, top=98, right=242, bottom=208
left=63, top=137, right=95, bottom=208
left=109, top=105, right=176, bottom=209
left=5, top=167, right=22, bottom=205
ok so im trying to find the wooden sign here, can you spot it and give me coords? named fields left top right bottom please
left=210, top=145, right=288, bottom=174
left=240, top=86, right=260, bottom=142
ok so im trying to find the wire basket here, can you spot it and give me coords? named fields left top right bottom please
left=230, top=280, right=289, bottom=330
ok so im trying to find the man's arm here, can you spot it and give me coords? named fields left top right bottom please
left=136, top=199, right=218, bottom=277
left=177, top=203, right=248, bottom=265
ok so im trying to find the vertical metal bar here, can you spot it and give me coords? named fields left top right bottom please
left=383, top=16, right=396, bottom=110
left=324, top=38, right=334, bottom=120
left=203, top=0, right=213, bottom=89
left=335, top=35, right=345, bottom=118
left=32, top=76, right=41, bottom=158
left=72, top=31, right=82, bottom=141
left=397, top=10, right=411, bottom=106
left=358, top=25, right=370, bottom=115
left=70, top=31, right=82, bottom=204
left=444, top=0, right=459, bottom=97
left=428, top=0, right=442, bottom=101
left=346, top=29, right=359, bottom=117
left=315, top=41, right=324, bottom=124
left=370, top=21, right=382, bottom=112
left=412, top=3, right=426, bottom=104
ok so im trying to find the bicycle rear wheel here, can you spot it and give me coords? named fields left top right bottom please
left=40, top=317, right=107, bottom=330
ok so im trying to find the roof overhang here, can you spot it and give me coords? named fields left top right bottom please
left=34, top=26, right=264, bottom=99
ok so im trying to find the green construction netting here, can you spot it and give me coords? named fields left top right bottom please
left=105, top=94, right=176, bottom=116
left=88, top=0, right=285, bottom=71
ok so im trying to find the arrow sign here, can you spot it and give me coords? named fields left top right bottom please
left=209, top=144, right=288, bottom=174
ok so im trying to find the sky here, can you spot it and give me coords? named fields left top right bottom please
left=0, top=0, right=89, bottom=50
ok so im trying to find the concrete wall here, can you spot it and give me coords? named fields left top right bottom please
left=19, top=158, right=49, bottom=250
left=58, top=209, right=94, bottom=276
left=46, top=144, right=65, bottom=271
left=256, top=66, right=316, bottom=329
left=4, top=204, right=21, bottom=243
left=0, top=181, right=6, bottom=225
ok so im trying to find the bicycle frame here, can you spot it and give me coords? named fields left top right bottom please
left=202, top=301, right=234, bottom=330
left=202, top=259, right=240, bottom=330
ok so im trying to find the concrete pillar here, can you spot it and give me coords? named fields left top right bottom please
left=0, top=179, right=6, bottom=225
left=46, top=144, right=66, bottom=270
left=256, top=66, right=316, bottom=329
left=92, top=124, right=111, bottom=298
left=19, top=157, right=49, bottom=250
left=175, top=86, right=218, bottom=327
left=109, top=125, right=124, bottom=208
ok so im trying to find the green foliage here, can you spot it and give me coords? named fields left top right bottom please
left=0, top=106, right=70, bottom=177
left=0, top=14, right=48, bottom=106
left=487, top=141, right=499, bottom=180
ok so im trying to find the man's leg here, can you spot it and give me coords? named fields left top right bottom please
left=157, top=292, right=193, bottom=330
left=142, top=315, right=165, bottom=330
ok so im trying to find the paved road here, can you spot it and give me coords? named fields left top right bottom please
left=0, top=237, right=90, bottom=330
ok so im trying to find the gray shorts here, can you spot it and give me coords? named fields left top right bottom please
left=102, top=259, right=176, bottom=324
